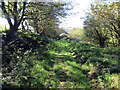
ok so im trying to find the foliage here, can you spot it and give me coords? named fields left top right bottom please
left=0, top=1, right=27, bottom=38
left=26, top=2, right=70, bottom=38
left=2, top=35, right=120, bottom=88
left=1, top=0, right=120, bottom=89
left=2, top=30, right=50, bottom=88
left=58, top=33, right=70, bottom=40
left=68, top=28, right=85, bottom=40
left=0, top=1, right=71, bottom=39
left=84, top=1, right=120, bottom=47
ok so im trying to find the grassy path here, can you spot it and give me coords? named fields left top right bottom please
left=31, top=39, right=119, bottom=88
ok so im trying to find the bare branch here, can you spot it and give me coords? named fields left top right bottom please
left=13, top=2, right=18, bottom=26
left=18, top=2, right=26, bottom=26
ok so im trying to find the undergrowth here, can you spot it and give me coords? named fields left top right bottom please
left=2, top=32, right=120, bottom=89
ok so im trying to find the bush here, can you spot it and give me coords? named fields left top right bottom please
left=2, top=30, right=50, bottom=88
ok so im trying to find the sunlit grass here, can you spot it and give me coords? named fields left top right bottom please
left=0, top=26, right=9, bottom=31
left=3, top=36, right=119, bottom=88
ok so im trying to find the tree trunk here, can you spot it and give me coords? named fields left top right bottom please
left=1, top=2, right=26, bottom=39
left=6, top=25, right=18, bottom=40
left=99, top=38, right=105, bottom=48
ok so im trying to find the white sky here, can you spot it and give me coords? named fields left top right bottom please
left=59, top=0, right=93, bottom=30
left=0, top=0, right=93, bottom=30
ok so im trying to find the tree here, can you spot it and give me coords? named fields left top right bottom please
left=1, top=1, right=27, bottom=38
left=25, top=2, right=70, bottom=38
left=84, top=7, right=109, bottom=47
left=84, top=1, right=120, bottom=47
left=103, top=2, right=120, bottom=46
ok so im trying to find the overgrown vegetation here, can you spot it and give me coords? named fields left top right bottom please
left=1, top=0, right=120, bottom=89
left=2, top=32, right=120, bottom=88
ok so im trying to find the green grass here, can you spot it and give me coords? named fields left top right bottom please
left=29, top=39, right=119, bottom=88
left=0, top=26, right=9, bottom=31
left=3, top=39, right=120, bottom=88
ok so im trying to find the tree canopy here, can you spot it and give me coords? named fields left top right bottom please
left=1, top=1, right=71, bottom=39
left=84, top=1, right=120, bottom=47
left=1, top=1, right=27, bottom=38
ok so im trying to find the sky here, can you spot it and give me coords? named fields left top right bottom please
left=58, top=0, right=119, bottom=30
left=0, top=0, right=94, bottom=30
left=59, top=0, right=93, bottom=30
